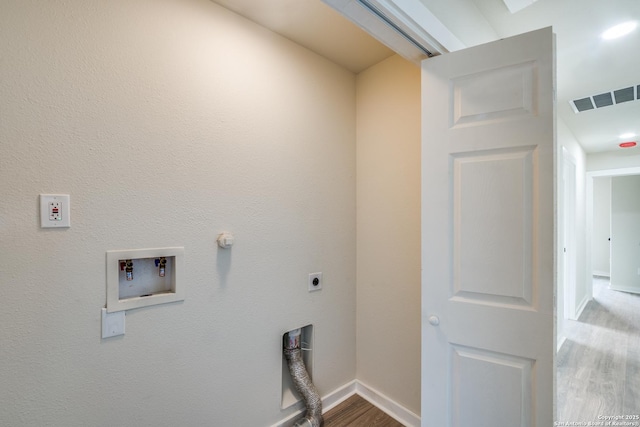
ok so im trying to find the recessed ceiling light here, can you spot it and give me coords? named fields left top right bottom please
left=602, top=21, right=637, bottom=40
left=619, top=132, right=636, bottom=139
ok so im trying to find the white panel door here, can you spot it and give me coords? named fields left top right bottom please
left=421, top=27, right=555, bottom=427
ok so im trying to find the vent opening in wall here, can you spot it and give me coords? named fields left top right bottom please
left=281, top=324, right=313, bottom=409
left=570, top=85, right=638, bottom=113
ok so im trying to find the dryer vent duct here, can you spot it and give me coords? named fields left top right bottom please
left=283, top=329, right=323, bottom=427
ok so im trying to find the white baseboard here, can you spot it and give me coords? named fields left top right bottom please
left=609, top=283, right=640, bottom=295
left=271, top=380, right=420, bottom=427
left=323, top=380, right=358, bottom=412
left=574, top=294, right=589, bottom=320
left=355, top=381, right=420, bottom=427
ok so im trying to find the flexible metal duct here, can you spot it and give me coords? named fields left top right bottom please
left=284, top=330, right=323, bottom=427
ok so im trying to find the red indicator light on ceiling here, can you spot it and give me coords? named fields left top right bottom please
left=619, top=141, right=637, bottom=148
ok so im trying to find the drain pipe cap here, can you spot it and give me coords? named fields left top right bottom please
left=217, top=232, right=234, bottom=249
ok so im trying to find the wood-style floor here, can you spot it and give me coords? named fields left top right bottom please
left=322, top=277, right=639, bottom=426
left=324, top=394, right=404, bottom=427
left=557, top=276, right=640, bottom=422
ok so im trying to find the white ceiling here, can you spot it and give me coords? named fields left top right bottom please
left=211, top=0, right=640, bottom=154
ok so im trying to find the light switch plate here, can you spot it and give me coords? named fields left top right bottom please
left=101, top=308, right=125, bottom=338
left=40, top=194, right=70, bottom=228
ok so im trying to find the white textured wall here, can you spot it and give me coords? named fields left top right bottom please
left=610, top=176, right=640, bottom=293
left=587, top=151, right=640, bottom=172
left=355, top=55, right=421, bottom=415
left=592, top=177, right=611, bottom=276
left=0, top=1, right=356, bottom=425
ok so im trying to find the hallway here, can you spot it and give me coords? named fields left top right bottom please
left=557, top=277, right=640, bottom=422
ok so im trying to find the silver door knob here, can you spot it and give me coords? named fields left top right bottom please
left=428, top=315, right=440, bottom=326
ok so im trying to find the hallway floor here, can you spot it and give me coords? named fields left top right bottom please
left=557, top=276, right=640, bottom=423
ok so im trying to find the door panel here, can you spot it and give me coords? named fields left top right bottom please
left=450, top=60, right=537, bottom=127
left=452, top=147, right=534, bottom=307
left=451, top=345, right=533, bottom=427
left=421, top=27, right=555, bottom=427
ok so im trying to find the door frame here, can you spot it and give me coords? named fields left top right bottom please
left=586, top=166, right=640, bottom=300
left=561, top=147, right=577, bottom=325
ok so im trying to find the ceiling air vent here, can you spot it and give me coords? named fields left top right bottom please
left=593, top=92, right=613, bottom=108
left=573, top=97, right=594, bottom=112
left=614, top=87, right=634, bottom=103
left=570, top=85, right=638, bottom=113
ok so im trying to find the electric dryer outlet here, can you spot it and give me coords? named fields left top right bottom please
left=308, top=272, right=322, bottom=292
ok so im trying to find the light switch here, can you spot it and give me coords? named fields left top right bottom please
left=101, top=308, right=125, bottom=338
left=40, top=194, right=70, bottom=228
